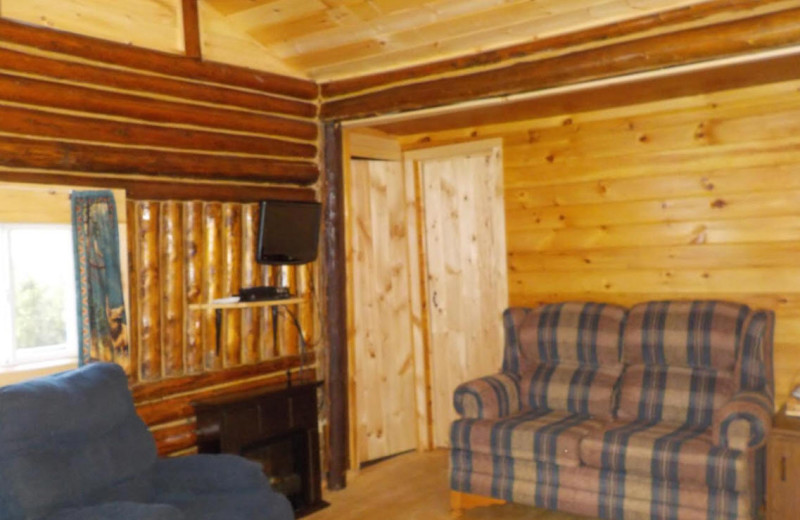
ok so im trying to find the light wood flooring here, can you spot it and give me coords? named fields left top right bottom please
left=308, top=449, right=591, bottom=520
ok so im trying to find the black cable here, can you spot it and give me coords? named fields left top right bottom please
left=279, top=305, right=308, bottom=372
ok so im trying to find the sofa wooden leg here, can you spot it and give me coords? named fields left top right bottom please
left=450, top=491, right=506, bottom=518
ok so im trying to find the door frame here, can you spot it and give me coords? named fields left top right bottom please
left=344, top=134, right=504, bottom=472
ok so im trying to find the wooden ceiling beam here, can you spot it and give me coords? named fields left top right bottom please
left=182, top=0, right=202, bottom=59
left=372, top=50, right=800, bottom=136
left=321, top=6, right=800, bottom=121
left=322, top=0, right=778, bottom=99
left=0, top=16, right=318, bottom=100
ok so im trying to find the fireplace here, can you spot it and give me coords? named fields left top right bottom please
left=245, top=431, right=306, bottom=507
left=193, top=381, right=328, bottom=517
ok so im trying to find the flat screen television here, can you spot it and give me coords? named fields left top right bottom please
left=256, top=199, right=322, bottom=265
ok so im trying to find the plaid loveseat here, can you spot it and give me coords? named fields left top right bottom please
left=450, top=301, right=774, bottom=520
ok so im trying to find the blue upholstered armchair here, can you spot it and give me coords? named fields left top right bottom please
left=0, top=363, right=294, bottom=520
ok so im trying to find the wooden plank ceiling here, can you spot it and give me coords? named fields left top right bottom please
left=203, top=0, right=719, bottom=80
left=0, top=0, right=738, bottom=81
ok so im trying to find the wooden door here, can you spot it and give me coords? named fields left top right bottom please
left=415, top=143, right=508, bottom=447
left=347, top=159, right=417, bottom=463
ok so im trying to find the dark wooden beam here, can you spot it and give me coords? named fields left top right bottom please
left=152, top=423, right=197, bottom=456
left=0, top=17, right=317, bottom=100
left=182, top=0, right=202, bottom=60
left=0, top=73, right=317, bottom=141
left=133, top=354, right=311, bottom=401
left=375, top=51, right=800, bottom=136
left=323, top=121, right=348, bottom=490
left=321, top=0, right=778, bottom=99
left=0, top=47, right=314, bottom=118
left=0, top=170, right=317, bottom=202
left=136, top=367, right=316, bottom=425
left=0, top=136, right=319, bottom=184
left=0, top=105, right=316, bottom=158
left=322, top=7, right=800, bottom=121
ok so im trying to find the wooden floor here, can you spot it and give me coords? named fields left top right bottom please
left=308, top=449, right=591, bottom=520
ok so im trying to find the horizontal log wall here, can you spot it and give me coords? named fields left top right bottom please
left=0, top=17, right=319, bottom=194
left=0, top=19, right=322, bottom=456
left=397, top=78, right=800, bottom=411
left=128, top=200, right=320, bottom=455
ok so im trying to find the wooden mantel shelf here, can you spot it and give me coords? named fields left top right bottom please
left=188, top=297, right=306, bottom=311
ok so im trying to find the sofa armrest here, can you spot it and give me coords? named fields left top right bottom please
left=43, top=502, right=183, bottom=520
left=713, top=391, right=773, bottom=450
left=453, top=372, right=521, bottom=419
left=153, top=454, right=270, bottom=496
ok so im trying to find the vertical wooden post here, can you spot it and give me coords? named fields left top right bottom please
left=137, top=201, right=162, bottom=380
left=222, top=203, right=242, bottom=367
left=161, top=201, right=185, bottom=377
left=185, top=202, right=205, bottom=374
left=126, top=201, right=140, bottom=383
left=298, top=264, right=314, bottom=352
left=182, top=0, right=202, bottom=60
left=324, top=120, right=348, bottom=490
left=241, top=204, right=263, bottom=364
left=203, top=202, right=223, bottom=370
left=280, top=266, right=299, bottom=356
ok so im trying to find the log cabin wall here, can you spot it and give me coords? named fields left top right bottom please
left=0, top=17, right=319, bottom=191
left=393, top=77, right=800, bottom=411
left=129, top=200, right=319, bottom=455
left=0, top=18, right=324, bottom=456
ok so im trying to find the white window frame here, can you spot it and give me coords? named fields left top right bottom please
left=0, top=223, right=78, bottom=368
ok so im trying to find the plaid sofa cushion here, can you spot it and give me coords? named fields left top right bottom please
left=453, top=372, right=521, bottom=419
left=622, top=301, right=750, bottom=371
left=520, top=363, right=623, bottom=419
left=502, top=303, right=627, bottom=373
left=580, top=420, right=752, bottom=492
left=451, top=409, right=604, bottom=467
left=617, top=365, right=735, bottom=428
left=451, top=453, right=751, bottom=518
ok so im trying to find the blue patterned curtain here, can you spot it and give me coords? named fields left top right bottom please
left=71, top=191, right=128, bottom=368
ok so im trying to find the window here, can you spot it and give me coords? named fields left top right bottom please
left=0, top=224, right=77, bottom=367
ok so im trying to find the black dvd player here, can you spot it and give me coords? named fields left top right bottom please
left=238, top=286, right=292, bottom=301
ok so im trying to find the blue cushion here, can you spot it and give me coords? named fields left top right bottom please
left=162, top=492, right=294, bottom=520
left=0, top=364, right=157, bottom=519
left=42, top=502, right=183, bottom=520
left=0, top=363, right=294, bottom=520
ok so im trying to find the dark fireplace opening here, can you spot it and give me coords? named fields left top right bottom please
left=193, top=382, right=328, bottom=518
left=243, top=431, right=307, bottom=510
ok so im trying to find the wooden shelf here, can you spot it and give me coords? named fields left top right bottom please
left=188, top=297, right=305, bottom=311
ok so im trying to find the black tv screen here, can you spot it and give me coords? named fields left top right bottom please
left=257, top=200, right=322, bottom=265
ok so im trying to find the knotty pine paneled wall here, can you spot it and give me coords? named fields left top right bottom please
left=397, top=78, right=800, bottom=410
left=0, top=19, right=322, bottom=456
